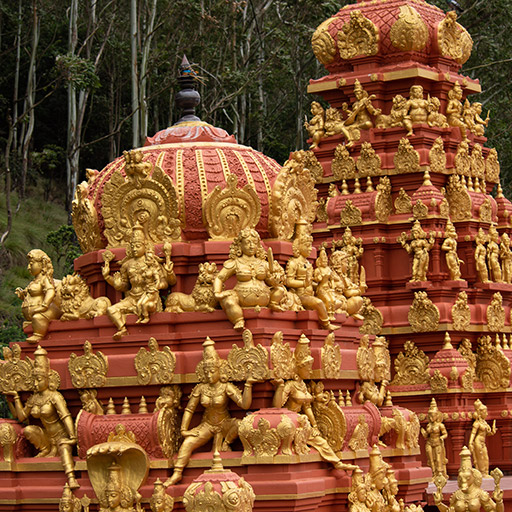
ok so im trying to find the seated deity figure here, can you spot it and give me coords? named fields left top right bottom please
left=102, top=226, right=176, bottom=339
left=15, top=249, right=62, bottom=343
left=304, top=101, right=325, bottom=149
left=403, top=85, right=429, bottom=136
left=165, top=337, right=255, bottom=486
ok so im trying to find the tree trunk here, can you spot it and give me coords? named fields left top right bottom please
left=130, top=0, right=139, bottom=147
left=1, top=117, right=14, bottom=246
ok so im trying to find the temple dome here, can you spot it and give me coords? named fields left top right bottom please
left=312, top=0, right=472, bottom=74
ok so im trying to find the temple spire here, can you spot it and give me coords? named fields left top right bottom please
left=175, top=55, right=201, bottom=124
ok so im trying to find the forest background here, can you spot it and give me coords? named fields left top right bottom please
left=0, top=0, right=511, bottom=347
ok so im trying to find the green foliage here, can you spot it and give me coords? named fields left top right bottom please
left=55, top=53, right=101, bottom=91
left=46, top=225, right=82, bottom=277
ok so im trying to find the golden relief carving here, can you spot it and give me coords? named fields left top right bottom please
left=203, top=173, right=261, bottom=240
left=375, top=177, right=393, bottom=222
left=356, top=142, right=381, bottom=177
left=165, top=337, right=255, bottom=486
left=321, top=332, right=342, bottom=379
left=479, top=198, right=493, bottom=223
left=390, top=340, right=430, bottom=386
left=394, top=188, right=412, bottom=214
left=239, top=415, right=284, bottom=457
left=6, top=346, right=79, bottom=489
left=303, top=150, right=324, bottom=183
left=356, top=335, right=390, bottom=407
left=394, top=138, right=420, bottom=174
left=228, top=329, right=269, bottom=382
left=458, top=338, right=476, bottom=391
left=341, top=200, right=363, bottom=226
left=72, top=176, right=103, bottom=253
left=312, top=17, right=337, bottom=66
left=182, top=453, right=255, bottom=512
left=471, top=144, right=485, bottom=179
left=421, top=398, right=448, bottom=479
left=69, top=340, right=108, bottom=389
left=446, top=175, right=471, bottom=221
left=0, top=343, right=34, bottom=393
left=101, top=149, right=181, bottom=248
left=270, top=150, right=318, bottom=240
left=348, top=415, right=369, bottom=451
left=455, top=140, right=470, bottom=176
left=452, top=291, right=471, bottom=330
left=412, top=199, right=428, bottom=219
left=437, top=11, right=473, bottom=65
left=464, top=100, right=490, bottom=137
left=430, top=369, right=448, bottom=392
left=337, top=10, right=379, bottom=59
left=156, top=385, right=182, bottom=458
left=429, top=137, right=446, bottom=174
left=102, top=229, right=176, bottom=340
left=486, top=148, right=500, bottom=183
left=316, top=198, right=329, bottom=223
left=324, top=107, right=345, bottom=138
left=442, top=220, right=464, bottom=281
left=469, top=400, right=497, bottom=478
left=376, top=94, right=407, bottom=130
left=428, top=96, right=448, bottom=128
left=434, top=446, right=503, bottom=512
left=59, top=273, right=110, bottom=321
left=0, top=423, right=16, bottom=463
left=408, top=291, right=439, bottom=332
left=332, top=144, right=356, bottom=180
left=79, top=389, right=105, bottom=414
left=399, top=220, right=435, bottom=282
left=359, top=297, right=383, bottom=335
left=166, top=262, right=218, bottom=313
left=304, top=102, right=325, bottom=150
left=270, top=331, right=294, bottom=380
left=476, top=334, right=510, bottom=391
left=390, top=5, right=428, bottom=51
left=135, top=337, right=176, bottom=385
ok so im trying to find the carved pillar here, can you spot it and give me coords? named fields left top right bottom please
left=447, top=421, right=466, bottom=476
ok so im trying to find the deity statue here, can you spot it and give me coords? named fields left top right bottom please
left=446, top=82, right=467, bottom=140
left=102, top=226, right=176, bottom=339
left=499, top=233, right=512, bottom=283
left=99, top=462, right=139, bottom=512
left=150, top=479, right=173, bottom=512
left=427, top=96, right=448, bottom=128
left=403, top=85, right=429, bottom=136
left=356, top=335, right=390, bottom=407
left=6, top=346, right=79, bottom=489
left=165, top=337, right=255, bottom=485
left=487, top=226, right=503, bottom=282
left=304, top=101, right=325, bottom=149
left=314, top=247, right=344, bottom=321
left=214, top=228, right=290, bottom=331
left=376, top=94, right=407, bottom=129
left=365, top=445, right=389, bottom=511
left=441, top=220, right=463, bottom=280
left=383, top=468, right=401, bottom=512
left=341, top=80, right=381, bottom=147
left=463, top=100, right=489, bottom=136
left=475, top=228, right=490, bottom=283
left=434, top=446, right=503, bottom=512
left=59, top=484, right=82, bottom=512
left=15, top=249, right=62, bottom=343
left=399, top=220, right=435, bottom=282
left=79, top=389, right=105, bottom=415
left=272, top=334, right=358, bottom=473
left=469, top=399, right=496, bottom=477
left=421, top=398, right=448, bottom=478
left=286, top=223, right=339, bottom=330
left=348, top=468, right=371, bottom=512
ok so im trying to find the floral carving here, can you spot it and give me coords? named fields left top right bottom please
left=71, top=177, right=103, bottom=252
left=348, top=415, right=369, bottom=451
left=452, top=291, right=471, bottom=330
left=446, top=175, right=472, bottom=221
left=332, top=144, right=356, bottom=180
left=0, top=343, right=34, bottom=393
left=68, top=341, right=108, bottom=389
left=486, top=292, right=505, bottom=332
left=476, top=335, right=510, bottom=391
left=134, top=337, right=176, bottom=385
left=408, top=291, right=439, bottom=332
left=437, top=11, right=473, bottom=65
left=359, top=297, right=384, bottom=335
left=356, top=142, right=381, bottom=177
left=390, top=340, right=430, bottom=386
left=429, top=138, right=446, bottom=174
left=471, top=144, right=485, bottom=179
left=375, top=177, right=393, bottom=222
left=485, top=148, right=500, bottom=183
left=394, top=188, right=412, bottom=214
left=394, top=138, right=420, bottom=174
left=312, top=17, right=337, bottom=66
left=390, top=5, right=428, bottom=51
left=340, top=200, right=363, bottom=226
left=228, top=329, right=269, bottom=382
left=321, top=332, right=341, bottom=379
left=455, top=141, right=471, bottom=176
left=430, top=369, right=448, bottom=392
left=337, top=10, right=379, bottom=59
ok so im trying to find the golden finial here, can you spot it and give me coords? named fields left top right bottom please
left=443, top=332, right=453, bottom=350
left=138, top=396, right=148, bottom=414
left=122, top=397, right=131, bottom=414
left=341, top=180, right=349, bottom=195
left=366, top=176, right=374, bottom=192
left=354, top=177, right=362, bottom=194
left=423, top=169, right=433, bottom=186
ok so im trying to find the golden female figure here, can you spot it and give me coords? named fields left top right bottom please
left=102, top=227, right=176, bottom=339
left=272, top=335, right=357, bottom=473
left=165, top=338, right=254, bottom=485
left=469, top=399, right=496, bottom=477
left=7, top=346, right=79, bottom=489
left=442, top=221, right=463, bottom=281
left=214, top=228, right=285, bottom=331
left=400, top=220, right=435, bottom=282
left=475, top=229, right=490, bottom=283
left=421, top=398, right=448, bottom=478
left=15, top=249, right=62, bottom=343
left=313, top=247, right=343, bottom=321
left=487, top=226, right=503, bottom=283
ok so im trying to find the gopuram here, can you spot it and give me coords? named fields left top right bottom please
left=1, top=0, right=510, bottom=510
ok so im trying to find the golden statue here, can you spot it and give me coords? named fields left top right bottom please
left=365, top=445, right=389, bottom=511
left=341, top=80, right=381, bottom=147
left=376, top=94, right=407, bottom=129
left=102, top=227, right=176, bottom=339
left=272, top=334, right=358, bottom=473
left=348, top=468, right=371, bottom=511
left=165, top=337, right=255, bottom=485
left=286, top=224, right=339, bottom=330
left=313, top=247, right=344, bottom=321
left=441, top=220, right=464, bottom=281
left=427, top=96, right=448, bottom=128
left=475, top=228, right=490, bottom=283
left=487, top=226, right=503, bottom=282
left=59, top=484, right=82, bottom=512
left=403, top=85, right=429, bottom=136
left=399, top=220, right=435, bottom=282
left=15, top=249, right=62, bottom=343
left=99, top=462, right=139, bottom=512
left=304, top=101, right=325, bottom=149
left=499, top=233, right=512, bottom=283
left=383, top=468, right=401, bottom=512
left=150, top=479, right=173, bottom=512
left=434, top=446, right=504, bottom=512
left=6, top=346, right=79, bottom=489
left=421, top=398, right=448, bottom=478
left=214, top=228, right=290, bottom=331
left=356, top=335, right=390, bottom=406
left=463, top=100, right=489, bottom=136
left=446, top=82, right=467, bottom=140
left=469, top=399, right=496, bottom=477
